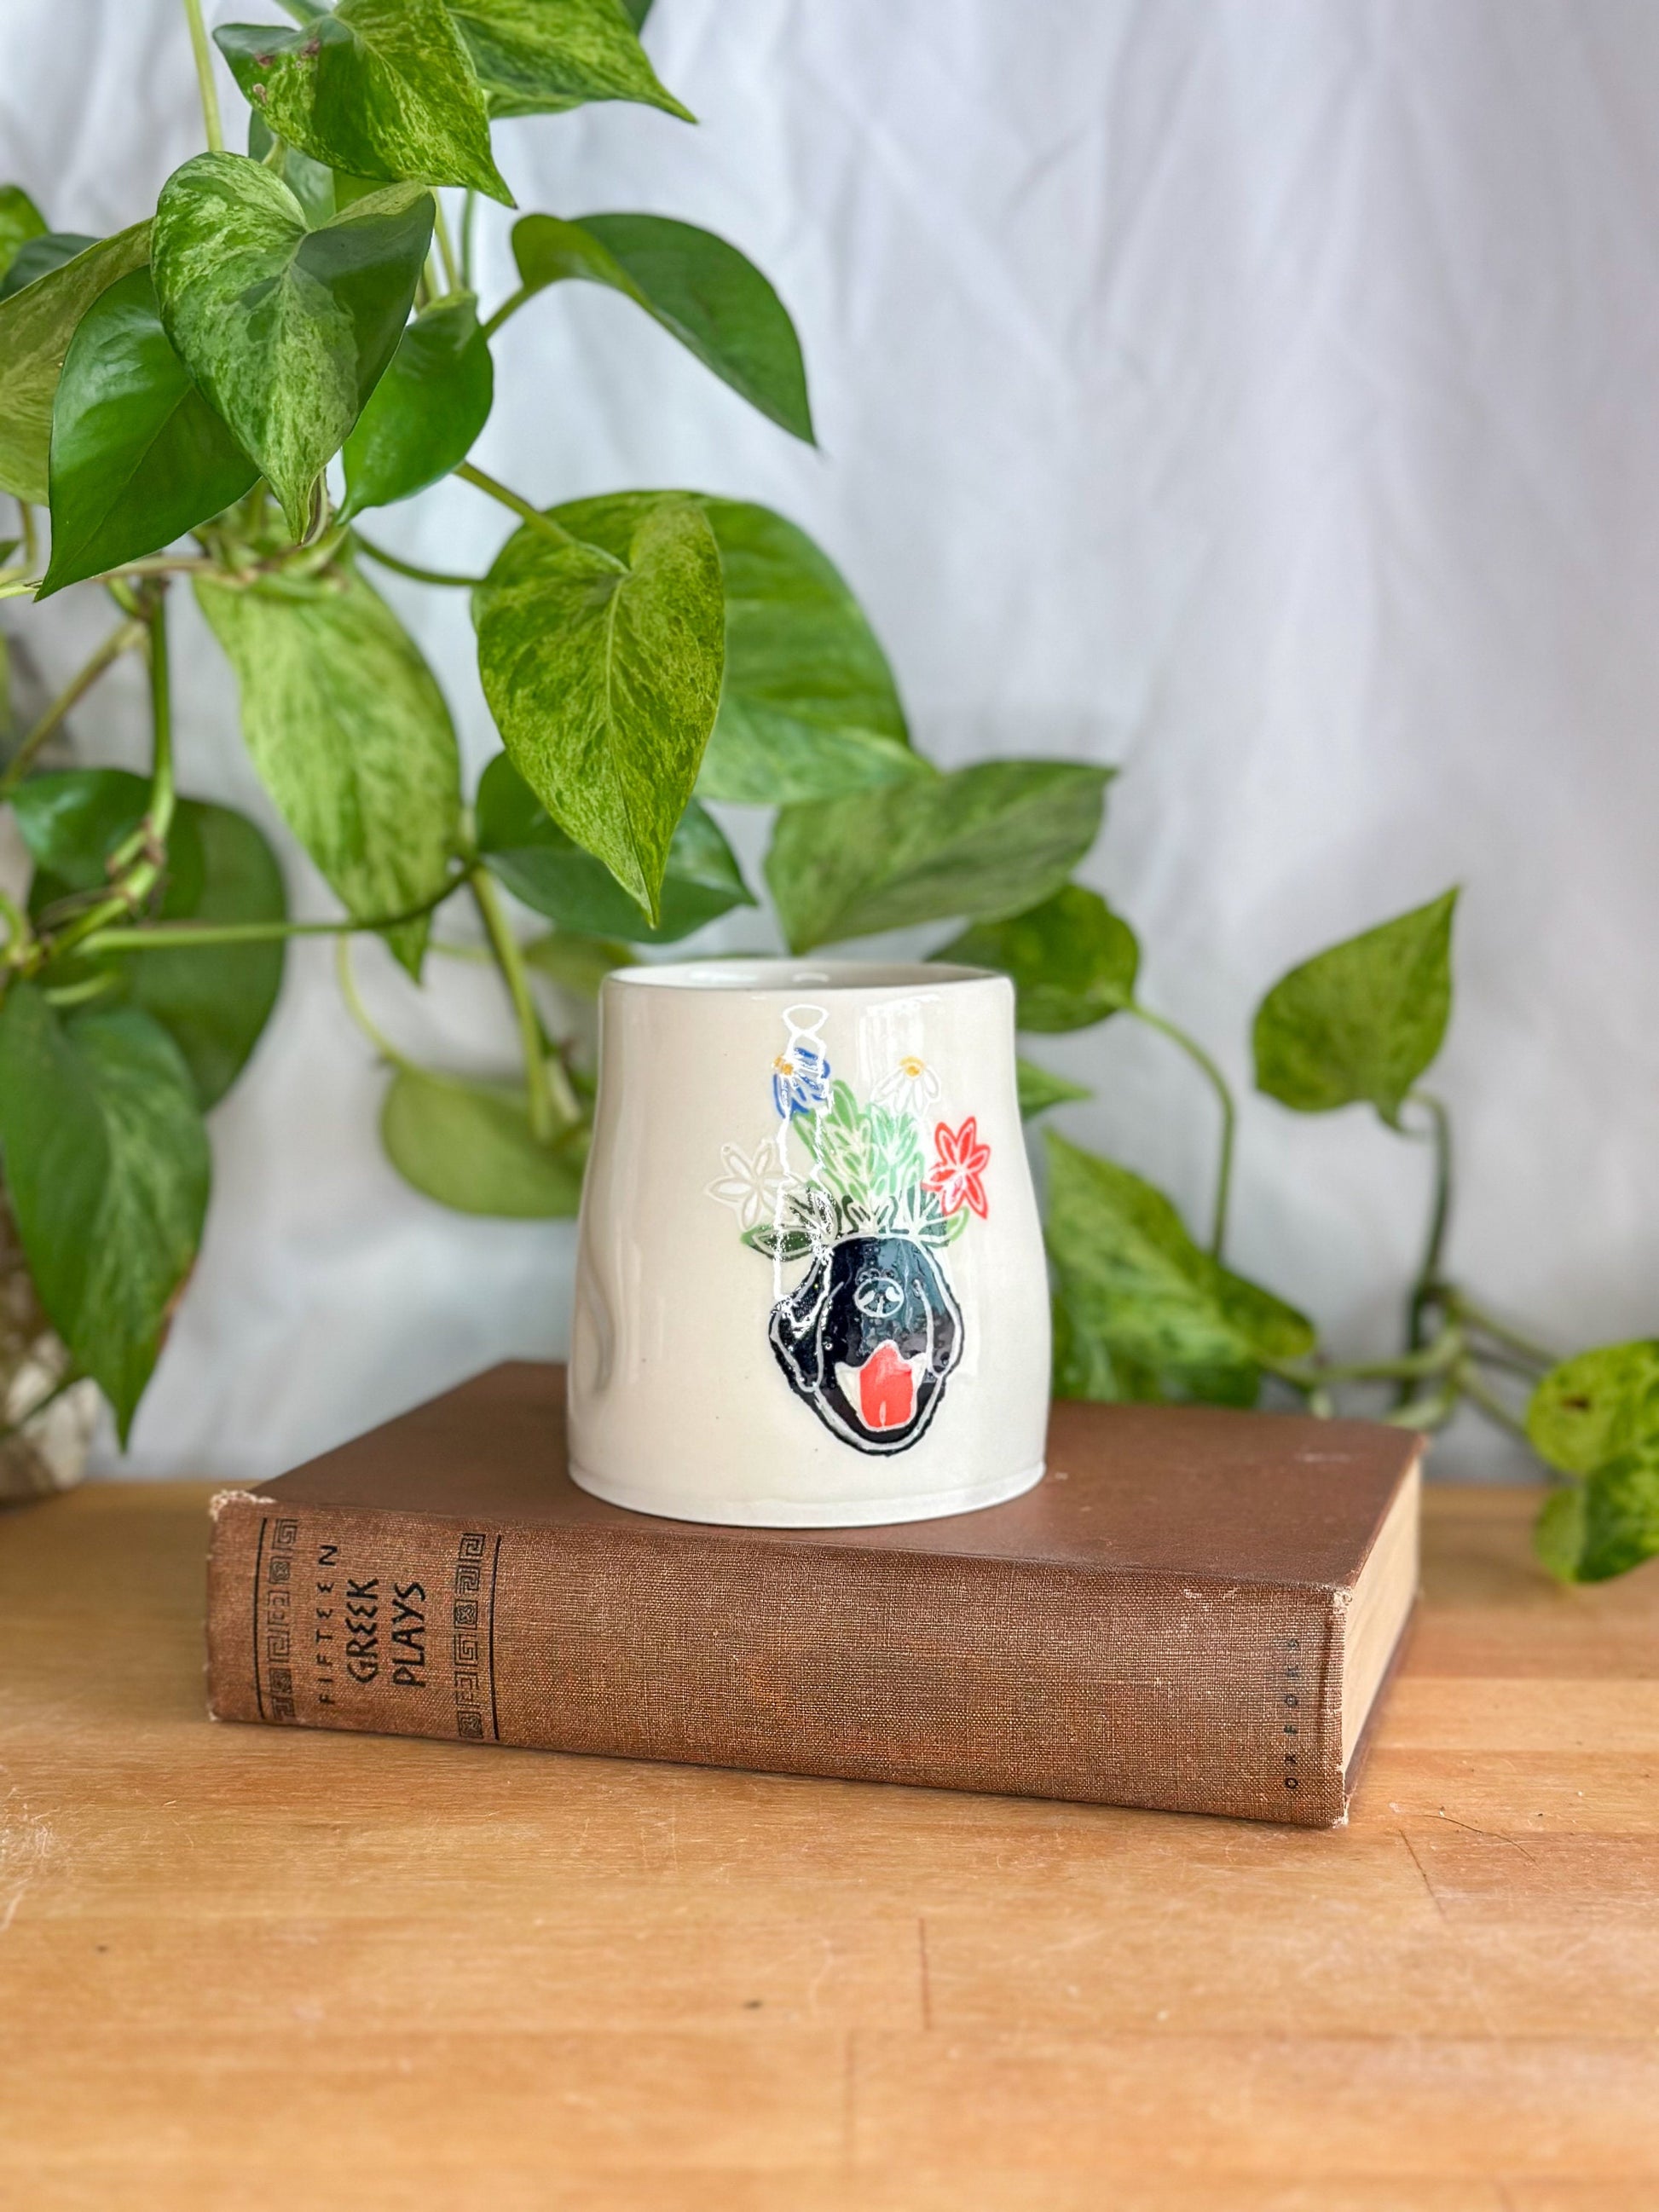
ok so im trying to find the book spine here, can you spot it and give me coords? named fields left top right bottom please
left=205, top=1491, right=1348, bottom=1825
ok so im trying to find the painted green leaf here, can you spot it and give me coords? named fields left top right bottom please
left=941, top=886, right=1139, bottom=1032
left=695, top=500, right=919, bottom=802
left=1252, top=889, right=1459, bottom=1124
left=152, top=153, right=434, bottom=535
left=1527, top=1341, right=1659, bottom=1476
left=216, top=0, right=511, bottom=203
left=476, top=751, right=749, bottom=943
left=17, top=769, right=287, bottom=1109
left=1044, top=1132, right=1315, bottom=1405
left=0, top=222, right=151, bottom=505
left=522, top=931, right=631, bottom=997
left=341, top=292, right=493, bottom=517
left=380, top=1065, right=585, bottom=1216
left=40, top=269, right=258, bottom=598
left=0, top=984, right=209, bottom=1440
left=196, top=561, right=460, bottom=975
left=474, top=493, right=725, bottom=924
left=1015, top=1055, right=1090, bottom=1118
left=510, top=214, right=808, bottom=440
left=0, top=187, right=46, bottom=285
left=448, top=0, right=691, bottom=120
left=767, top=760, right=1112, bottom=953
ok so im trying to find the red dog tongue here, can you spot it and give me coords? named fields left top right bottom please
left=859, top=1342, right=915, bottom=1430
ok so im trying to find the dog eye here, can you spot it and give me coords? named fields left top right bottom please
left=853, top=1273, right=903, bottom=1319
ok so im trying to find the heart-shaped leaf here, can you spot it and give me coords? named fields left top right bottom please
left=0, top=186, right=46, bottom=284
left=0, top=222, right=151, bottom=505
left=380, top=1063, right=585, bottom=1216
left=1, top=233, right=100, bottom=304
left=476, top=752, right=749, bottom=942
left=509, top=213, right=807, bottom=439
left=1527, top=1342, right=1659, bottom=1476
left=767, top=760, right=1112, bottom=952
left=217, top=0, right=511, bottom=203
left=1252, top=889, right=1458, bottom=1124
left=1015, top=1055, right=1090, bottom=1118
left=153, top=153, right=433, bottom=535
left=939, top=886, right=1139, bottom=1031
left=694, top=499, right=919, bottom=802
left=197, top=561, right=460, bottom=974
left=40, top=269, right=258, bottom=598
left=1044, top=1132, right=1314, bottom=1405
left=474, top=492, right=725, bottom=923
left=448, top=0, right=691, bottom=119
left=17, top=769, right=286, bottom=1108
left=341, top=292, right=493, bottom=517
left=0, top=984, right=210, bottom=1440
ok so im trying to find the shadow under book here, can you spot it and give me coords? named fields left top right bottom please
left=205, top=1361, right=1421, bottom=1828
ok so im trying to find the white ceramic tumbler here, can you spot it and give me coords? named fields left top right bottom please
left=568, top=960, right=1051, bottom=1527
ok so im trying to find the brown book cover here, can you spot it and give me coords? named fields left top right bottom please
left=205, top=1361, right=1422, bottom=1827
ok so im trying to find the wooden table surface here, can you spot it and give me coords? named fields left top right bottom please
left=2, top=1481, right=1656, bottom=2211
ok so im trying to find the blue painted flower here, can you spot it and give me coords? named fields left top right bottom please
left=772, top=1043, right=831, bottom=1118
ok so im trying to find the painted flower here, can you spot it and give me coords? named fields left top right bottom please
left=772, top=1042, right=831, bottom=1118
left=872, top=1054, right=940, bottom=1119
left=706, top=1140, right=794, bottom=1229
left=925, top=1116, right=991, bottom=1219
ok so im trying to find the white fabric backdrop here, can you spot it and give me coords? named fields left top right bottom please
left=3, top=0, right=1656, bottom=1479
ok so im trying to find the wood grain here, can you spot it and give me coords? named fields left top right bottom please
left=1, top=1479, right=1656, bottom=2209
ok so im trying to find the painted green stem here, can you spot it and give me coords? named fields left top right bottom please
left=470, top=867, right=556, bottom=1145
left=0, top=619, right=147, bottom=799
left=180, top=0, right=224, bottom=153
left=1126, top=1002, right=1237, bottom=1259
left=432, top=198, right=460, bottom=293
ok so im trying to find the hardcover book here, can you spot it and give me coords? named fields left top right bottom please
left=205, top=1361, right=1421, bottom=1826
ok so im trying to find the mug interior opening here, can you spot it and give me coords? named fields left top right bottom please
left=609, top=959, right=995, bottom=992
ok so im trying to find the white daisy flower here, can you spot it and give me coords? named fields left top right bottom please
left=705, top=1139, right=794, bottom=1229
left=872, top=1054, right=940, bottom=1118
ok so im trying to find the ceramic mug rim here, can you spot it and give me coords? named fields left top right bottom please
left=605, top=958, right=1000, bottom=996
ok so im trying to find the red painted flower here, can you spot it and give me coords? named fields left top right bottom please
left=925, top=1116, right=991, bottom=1219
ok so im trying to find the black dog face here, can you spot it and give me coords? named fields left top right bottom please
left=768, top=1234, right=962, bottom=1454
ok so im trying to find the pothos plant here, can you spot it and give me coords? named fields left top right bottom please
left=0, top=2, right=1651, bottom=1580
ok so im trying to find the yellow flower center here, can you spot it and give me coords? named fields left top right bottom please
left=772, top=1055, right=795, bottom=1076
left=899, top=1055, right=926, bottom=1077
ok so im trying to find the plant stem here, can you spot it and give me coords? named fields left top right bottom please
left=0, top=888, right=32, bottom=966
left=470, top=866, right=556, bottom=1143
left=143, top=587, right=177, bottom=849
left=1404, top=1089, right=1452, bottom=1353
left=0, top=619, right=146, bottom=798
left=480, top=286, right=531, bottom=341
left=456, top=463, right=597, bottom=556
left=460, top=188, right=477, bottom=290
left=75, top=877, right=469, bottom=956
left=19, top=500, right=38, bottom=573
left=180, top=0, right=224, bottom=153
left=1269, top=1321, right=1464, bottom=1391
left=334, top=938, right=419, bottom=1074
left=1448, top=1291, right=1560, bottom=1372
left=352, top=532, right=485, bottom=588
left=1127, top=1003, right=1237, bottom=1259
left=432, top=197, right=460, bottom=292
left=1457, top=1360, right=1531, bottom=1440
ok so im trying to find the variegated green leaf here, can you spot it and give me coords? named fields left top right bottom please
left=217, top=0, right=511, bottom=203
left=447, top=0, right=691, bottom=120
left=152, top=153, right=432, bottom=534
left=0, top=222, right=151, bottom=505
